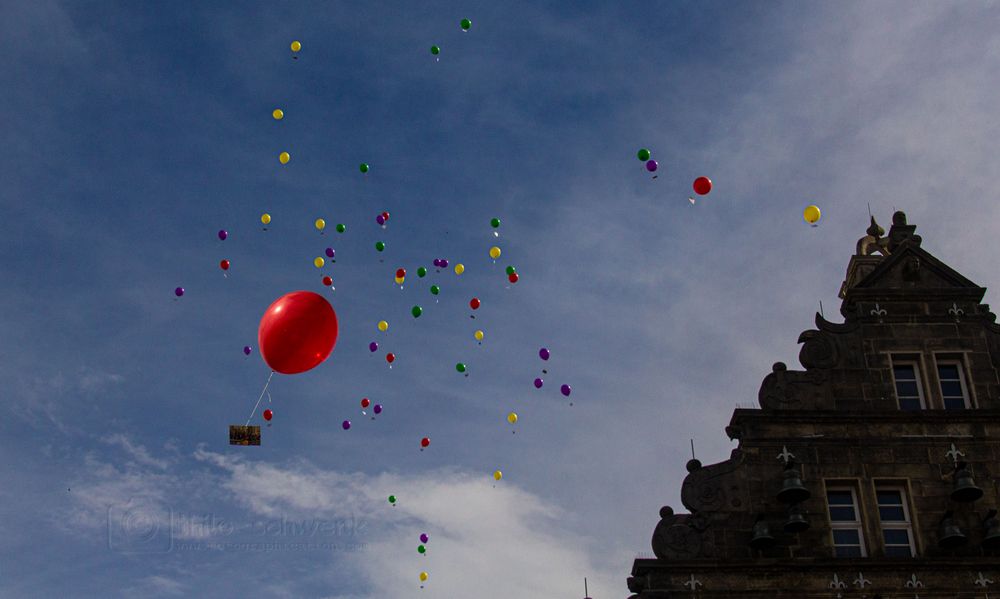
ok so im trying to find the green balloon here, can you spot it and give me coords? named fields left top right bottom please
left=336, top=223, right=346, bottom=233
left=375, top=241, right=385, bottom=251
left=460, top=18, right=471, bottom=31
left=411, top=305, right=423, bottom=318
left=430, top=285, right=440, bottom=295
left=418, top=544, right=426, bottom=554
left=430, top=45, right=440, bottom=55
left=388, top=495, right=396, bottom=504
left=456, top=362, right=467, bottom=373
left=359, top=163, right=369, bottom=173
left=417, top=267, right=427, bottom=278
left=637, top=148, right=650, bottom=161
left=505, top=266, right=516, bottom=275
left=490, top=217, right=501, bottom=228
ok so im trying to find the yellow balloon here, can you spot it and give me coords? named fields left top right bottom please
left=454, top=263, right=465, bottom=275
left=279, top=151, right=290, bottom=164
left=804, top=205, right=821, bottom=224
left=314, top=257, right=324, bottom=268
left=489, top=246, right=501, bottom=260
left=507, top=412, right=517, bottom=425
left=474, top=329, right=484, bottom=341
left=419, top=572, right=428, bottom=582
left=377, top=320, right=388, bottom=332
left=290, top=40, right=301, bottom=52
left=261, top=213, right=271, bottom=225
left=395, top=276, right=404, bottom=285
left=493, top=470, right=502, bottom=481
left=315, top=218, right=326, bottom=231
left=272, top=108, right=284, bottom=120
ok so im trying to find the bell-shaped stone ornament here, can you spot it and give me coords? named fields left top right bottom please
left=952, top=463, right=984, bottom=503
left=938, top=512, right=968, bottom=549
left=784, top=503, right=810, bottom=534
left=777, top=464, right=811, bottom=504
left=750, top=517, right=775, bottom=550
left=983, top=511, right=1000, bottom=550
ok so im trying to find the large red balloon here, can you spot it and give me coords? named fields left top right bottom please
left=693, top=176, right=712, bottom=196
left=258, top=291, right=338, bottom=374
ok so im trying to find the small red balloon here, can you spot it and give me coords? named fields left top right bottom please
left=693, top=176, right=712, bottom=195
left=420, top=437, right=430, bottom=448
left=263, top=409, right=273, bottom=421
left=386, top=352, right=395, bottom=363
left=396, top=268, right=406, bottom=278
left=258, top=291, right=339, bottom=375
left=469, top=297, right=481, bottom=310
left=508, top=272, right=519, bottom=283
left=361, top=398, right=370, bottom=408
left=220, top=259, right=230, bottom=271
left=382, top=211, right=390, bottom=221
left=322, top=276, right=333, bottom=286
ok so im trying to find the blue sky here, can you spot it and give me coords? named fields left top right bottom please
left=4, top=1, right=1000, bottom=597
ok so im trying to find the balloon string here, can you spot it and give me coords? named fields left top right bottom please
left=246, top=371, right=275, bottom=426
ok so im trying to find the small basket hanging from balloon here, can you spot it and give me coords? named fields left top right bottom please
left=229, top=425, right=261, bottom=446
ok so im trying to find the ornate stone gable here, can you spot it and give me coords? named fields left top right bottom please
left=627, top=212, right=1000, bottom=598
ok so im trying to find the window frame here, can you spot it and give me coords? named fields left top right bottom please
left=933, top=354, right=973, bottom=410
left=889, top=356, right=927, bottom=411
left=874, top=484, right=917, bottom=557
left=825, top=485, right=867, bottom=558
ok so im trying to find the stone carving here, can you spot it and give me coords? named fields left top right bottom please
left=856, top=216, right=890, bottom=256
left=798, top=329, right=840, bottom=369
left=758, top=362, right=799, bottom=409
left=651, top=507, right=702, bottom=560
left=902, top=255, right=921, bottom=281
left=681, top=452, right=745, bottom=513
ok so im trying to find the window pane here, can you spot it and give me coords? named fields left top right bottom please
left=885, top=545, right=913, bottom=557
left=940, top=381, right=963, bottom=397
left=833, top=529, right=860, bottom=545
left=879, top=506, right=905, bottom=521
left=900, top=397, right=922, bottom=411
left=944, top=397, right=967, bottom=410
left=827, top=491, right=854, bottom=505
left=835, top=546, right=863, bottom=558
left=938, top=364, right=960, bottom=379
left=829, top=506, right=856, bottom=521
left=883, top=529, right=911, bottom=545
left=895, top=381, right=919, bottom=396
left=894, top=365, right=916, bottom=380
left=877, top=490, right=902, bottom=505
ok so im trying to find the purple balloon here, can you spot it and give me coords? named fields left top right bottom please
left=243, top=345, right=252, bottom=355
left=539, top=348, right=550, bottom=361
left=376, top=214, right=386, bottom=225
left=534, top=378, right=543, bottom=389
left=325, top=247, right=335, bottom=258
left=342, top=420, right=351, bottom=430
left=645, top=159, right=658, bottom=173
left=419, top=533, right=429, bottom=543
left=218, top=229, right=228, bottom=241
left=560, top=384, right=572, bottom=397
left=369, top=341, right=378, bottom=352
left=433, top=259, right=441, bottom=267
left=174, top=287, right=184, bottom=297
left=373, top=404, right=382, bottom=414
left=440, top=259, right=449, bottom=268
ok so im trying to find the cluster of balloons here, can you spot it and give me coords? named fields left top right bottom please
left=636, top=148, right=657, bottom=174
left=532, top=347, right=573, bottom=400
left=375, top=211, right=390, bottom=226
left=417, top=532, right=430, bottom=555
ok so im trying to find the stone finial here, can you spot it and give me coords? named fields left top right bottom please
left=856, top=216, right=891, bottom=256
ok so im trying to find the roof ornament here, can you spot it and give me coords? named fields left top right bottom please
left=948, top=302, right=965, bottom=322
left=856, top=215, right=891, bottom=256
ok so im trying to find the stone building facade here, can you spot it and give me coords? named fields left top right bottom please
left=627, top=212, right=1000, bottom=598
